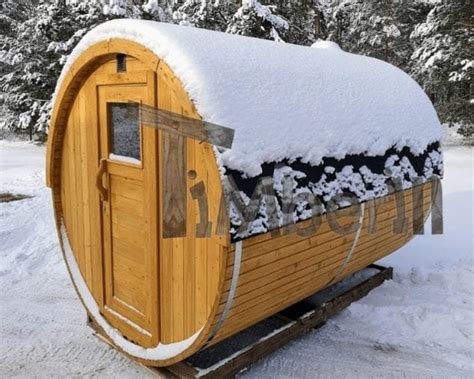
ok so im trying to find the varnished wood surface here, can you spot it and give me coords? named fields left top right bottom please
left=208, top=183, right=433, bottom=345
left=50, top=41, right=227, bottom=365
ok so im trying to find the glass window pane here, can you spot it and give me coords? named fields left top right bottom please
left=109, top=103, right=140, bottom=161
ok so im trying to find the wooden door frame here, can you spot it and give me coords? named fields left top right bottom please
left=95, top=69, right=160, bottom=347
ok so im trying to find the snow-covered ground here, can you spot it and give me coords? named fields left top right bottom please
left=0, top=140, right=473, bottom=378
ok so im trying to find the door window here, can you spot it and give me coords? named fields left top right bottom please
left=109, top=102, right=141, bottom=161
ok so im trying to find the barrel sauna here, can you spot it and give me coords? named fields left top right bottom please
left=46, top=20, right=443, bottom=366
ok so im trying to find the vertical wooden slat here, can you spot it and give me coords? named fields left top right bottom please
left=84, top=78, right=104, bottom=306
left=158, top=66, right=174, bottom=343
left=195, top=137, right=208, bottom=327
left=67, top=109, right=78, bottom=262
left=97, top=85, right=113, bottom=312
left=73, top=99, right=86, bottom=277
left=79, top=90, right=93, bottom=287
left=170, top=92, right=185, bottom=342
left=183, top=114, right=196, bottom=338
left=206, top=143, right=221, bottom=311
left=143, top=70, right=160, bottom=343
left=61, top=125, right=71, bottom=238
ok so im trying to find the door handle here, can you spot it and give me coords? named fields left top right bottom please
left=96, top=158, right=108, bottom=201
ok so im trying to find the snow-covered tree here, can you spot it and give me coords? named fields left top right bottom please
left=410, top=0, right=473, bottom=137
left=323, top=0, right=355, bottom=49
left=0, top=1, right=32, bottom=89
left=226, top=0, right=289, bottom=42
left=325, top=0, right=412, bottom=67
left=0, top=0, right=111, bottom=139
left=173, top=0, right=237, bottom=31
left=0, top=0, right=471, bottom=141
left=274, top=0, right=326, bottom=45
left=142, top=0, right=173, bottom=22
left=0, top=0, right=168, bottom=139
left=102, top=0, right=145, bottom=18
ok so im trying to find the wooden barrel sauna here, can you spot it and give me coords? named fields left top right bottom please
left=46, top=20, right=443, bottom=366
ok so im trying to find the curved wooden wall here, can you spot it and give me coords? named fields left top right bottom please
left=48, top=41, right=229, bottom=366
left=208, top=182, right=433, bottom=345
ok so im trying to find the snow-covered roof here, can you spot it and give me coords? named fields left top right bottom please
left=59, top=19, right=442, bottom=177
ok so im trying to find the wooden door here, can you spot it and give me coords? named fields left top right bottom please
left=96, top=70, right=159, bottom=347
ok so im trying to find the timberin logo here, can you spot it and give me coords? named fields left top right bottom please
left=138, top=104, right=443, bottom=240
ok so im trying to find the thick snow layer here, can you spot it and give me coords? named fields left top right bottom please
left=56, top=20, right=443, bottom=177
left=0, top=141, right=471, bottom=377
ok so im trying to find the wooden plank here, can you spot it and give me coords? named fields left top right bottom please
left=341, top=199, right=433, bottom=277
left=225, top=195, right=430, bottom=309
left=111, top=208, right=146, bottom=232
left=212, top=201, right=427, bottom=339
left=216, top=226, right=406, bottom=326
left=168, top=96, right=186, bottom=342
left=172, top=238, right=185, bottom=342
left=113, top=237, right=146, bottom=264
left=183, top=119, right=196, bottom=338
left=211, top=240, right=404, bottom=343
left=67, top=107, right=79, bottom=262
left=73, top=98, right=86, bottom=277
left=208, top=184, right=431, bottom=344
left=111, top=221, right=145, bottom=246
left=107, top=162, right=144, bottom=180
left=343, top=196, right=431, bottom=274
left=157, top=69, right=174, bottom=344
left=194, top=140, right=209, bottom=332
left=110, top=193, right=145, bottom=219
left=220, top=198, right=430, bottom=301
left=110, top=176, right=144, bottom=201
left=78, top=86, right=93, bottom=289
left=95, top=70, right=148, bottom=85
left=83, top=77, right=104, bottom=306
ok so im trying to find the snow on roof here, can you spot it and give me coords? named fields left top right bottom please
left=58, top=19, right=442, bottom=177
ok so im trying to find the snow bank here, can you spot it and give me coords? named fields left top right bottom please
left=56, top=19, right=442, bottom=177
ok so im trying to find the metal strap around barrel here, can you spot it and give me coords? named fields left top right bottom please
left=205, top=240, right=242, bottom=344
left=326, top=202, right=365, bottom=286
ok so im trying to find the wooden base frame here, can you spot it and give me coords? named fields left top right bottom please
left=89, top=264, right=393, bottom=378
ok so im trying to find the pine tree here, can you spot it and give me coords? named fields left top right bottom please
left=325, top=0, right=410, bottom=67
left=410, top=0, right=473, bottom=137
left=279, top=0, right=326, bottom=45
left=103, top=0, right=145, bottom=18
left=226, top=0, right=289, bottom=41
left=0, top=1, right=33, bottom=129
left=1, top=0, right=471, bottom=141
left=0, top=0, right=110, bottom=139
left=142, top=0, right=173, bottom=22
left=0, top=0, right=164, bottom=139
left=323, top=0, right=354, bottom=49
left=173, top=0, right=236, bottom=31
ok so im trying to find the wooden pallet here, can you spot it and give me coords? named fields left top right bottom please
left=89, top=264, right=393, bottom=378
